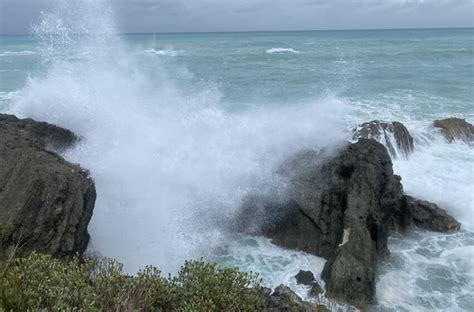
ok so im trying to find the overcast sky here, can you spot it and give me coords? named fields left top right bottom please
left=1, top=0, right=473, bottom=34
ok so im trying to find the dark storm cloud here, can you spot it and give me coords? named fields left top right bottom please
left=1, top=0, right=473, bottom=34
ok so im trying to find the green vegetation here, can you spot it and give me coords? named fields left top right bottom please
left=0, top=252, right=262, bottom=311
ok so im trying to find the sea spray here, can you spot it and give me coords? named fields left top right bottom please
left=11, top=0, right=347, bottom=274
left=5, top=1, right=473, bottom=310
left=374, top=127, right=474, bottom=311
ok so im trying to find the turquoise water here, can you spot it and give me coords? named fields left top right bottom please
left=2, top=29, right=473, bottom=115
left=1, top=21, right=473, bottom=312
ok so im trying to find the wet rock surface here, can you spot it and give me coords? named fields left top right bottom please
left=433, top=117, right=473, bottom=143
left=353, top=120, right=414, bottom=158
left=407, top=195, right=460, bottom=232
left=261, top=285, right=328, bottom=312
left=294, top=270, right=324, bottom=298
left=240, top=139, right=460, bottom=308
left=295, top=270, right=316, bottom=285
left=0, top=114, right=95, bottom=260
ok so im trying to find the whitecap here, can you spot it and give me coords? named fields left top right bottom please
left=0, top=50, right=37, bottom=57
left=266, top=48, right=301, bottom=54
left=144, top=48, right=183, bottom=56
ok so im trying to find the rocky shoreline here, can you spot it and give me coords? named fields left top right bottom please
left=239, top=138, right=460, bottom=308
left=0, top=113, right=469, bottom=311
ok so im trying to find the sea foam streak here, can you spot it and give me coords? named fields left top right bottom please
left=266, top=47, right=301, bottom=54
left=0, top=50, right=37, bottom=57
left=11, top=0, right=346, bottom=274
left=144, top=48, right=183, bottom=56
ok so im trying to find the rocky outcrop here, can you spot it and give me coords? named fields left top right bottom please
left=295, top=270, right=323, bottom=297
left=407, top=196, right=460, bottom=232
left=0, top=114, right=95, bottom=261
left=353, top=120, right=414, bottom=158
left=0, top=114, right=77, bottom=151
left=260, top=285, right=328, bottom=312
left=433, top=117, right=473, bottom=143
left=240, top=139, right=460, bottom=308
left=295, top=270, right=316, bottom=285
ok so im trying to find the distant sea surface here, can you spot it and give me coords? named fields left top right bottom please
left=1, top=28, right=473, bottom=311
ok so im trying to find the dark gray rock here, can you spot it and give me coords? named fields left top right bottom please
left=295, top=270, right=316, bottom=286
left=0, top=114, right=95, bottom=260
left=294, top=270, right=323, bottom=297
left=353, top=120, right=414, bottom=158
left=433, top=117, right=473, bottom=143
left=407, top=195, right=460, bottom=232
left=0, top=113, right=77, bottom=151
left=239, top=139, right=460, bottom=308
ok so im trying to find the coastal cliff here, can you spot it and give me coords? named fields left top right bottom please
left=0, top=114, right=96, bottom=260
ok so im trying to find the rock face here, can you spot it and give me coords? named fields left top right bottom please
left=433, top=117, right=473, bottom=143
left=240, top=139, right=460, bottom=308
left=353, top=120, right=414, bottom=158
left=0, top=114, right=96, bottom=260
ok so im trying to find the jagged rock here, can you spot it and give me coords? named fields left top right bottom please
left=353, top=120, right=414, bottom=158
left=433, top=117, right=473, bottom=143
left=294, top=270, right=323, bottom=297
left=407, top=195, right=460, bottom=232
left=260, top=285, right=327, bottom=312
left=309, top=283, right=323, bottom=297
left=295, top=270, right=316, bottom=285
left=239, top=139, right=460, bottom=308
left=0, top=114, right=95, bottom=260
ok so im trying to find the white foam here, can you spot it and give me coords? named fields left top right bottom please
left=266, top=48, right=301, bottom=54
left=0, top=50, right=37, bottom=57
left=144, top=48, right=183, bottom=56
left=377, top=231, right=474, bottom=311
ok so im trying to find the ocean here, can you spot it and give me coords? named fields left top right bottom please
left=0, top=2, right=473, bottom=310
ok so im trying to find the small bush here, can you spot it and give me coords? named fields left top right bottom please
left=0, top=253, right=96, bottom=311
left=0, top=253, right=262, bottom=312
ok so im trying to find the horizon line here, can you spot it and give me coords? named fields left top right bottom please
left=1, top=26, right=473, bottom=36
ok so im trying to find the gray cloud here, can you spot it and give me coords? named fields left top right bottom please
left=1, top=0, right=473, bottom=34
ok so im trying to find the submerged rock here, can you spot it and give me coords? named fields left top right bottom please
left=240, top=139, right=460, bottom=308
left=433, top=117, right=473, bottom=143
left=353, top=120, right=414, bottom=158
left=0, top=114, right=95, bottom=260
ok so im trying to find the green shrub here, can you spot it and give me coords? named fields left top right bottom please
left=0, top=253, right=96, bottom=311
left=0, top=253, right=262, bottom=312
left=171, top=260, right=262, bottom=311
